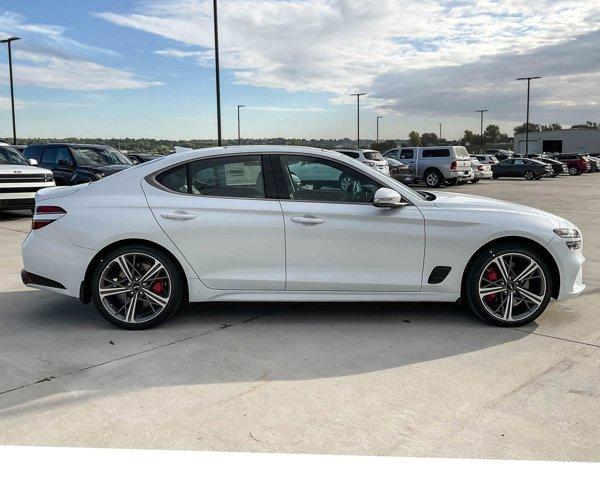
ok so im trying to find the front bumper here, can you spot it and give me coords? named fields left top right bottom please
left=547, top=234, right=585, bottom=300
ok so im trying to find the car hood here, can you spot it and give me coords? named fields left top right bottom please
left=429, top=191, right=572, bottom=228
left=77, top=164, right=132, bottom=175
left=0, top=164, right=53, bottom=175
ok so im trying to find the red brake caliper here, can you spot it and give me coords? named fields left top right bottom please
left=484, top=266, right=499, bottom=305
left=151, top=280, right=165, bottom=295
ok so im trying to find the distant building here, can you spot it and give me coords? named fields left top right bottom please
left=514, top=128, right=600, bottom=154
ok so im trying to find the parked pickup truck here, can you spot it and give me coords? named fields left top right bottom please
left=383, top=146, right=473, bottom=187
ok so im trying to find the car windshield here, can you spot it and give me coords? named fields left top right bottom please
left=0, top=146, right=30, bottom=166
left=364, top=151, right=384, bottom=161
left=71, top=147, right=133, bottom=166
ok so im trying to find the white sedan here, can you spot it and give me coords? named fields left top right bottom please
left=22, top=146, right=584, bottom=329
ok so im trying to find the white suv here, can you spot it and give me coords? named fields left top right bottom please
left=0, top=142, right=55, bottom=212
left=335, top=149, right=390, bottom=176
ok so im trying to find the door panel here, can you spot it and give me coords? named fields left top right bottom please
left=274, top=154, right=425, bottom=292
left=281, top=201, right=425, bottom=291
left=143, top=155, right=286, bottom=290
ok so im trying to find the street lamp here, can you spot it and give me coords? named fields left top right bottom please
left=517, top=76, right=542, bottom=156
left=1, top=36, right=20, bottom=145
left=475, top=109, right=489, bottom=154
left=350, top=93, right=366, bottom=149
left=376, top=115, right=383, bottom=150
left=237, top=105, right=245, bottom=145
left=438, top=122, right=442, bottom=141
left=212, top=0, right=222, bottom=146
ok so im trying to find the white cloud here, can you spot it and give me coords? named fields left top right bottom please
left=96, top=0, right=600, bottom=121
left=0, top=10, right=162, bottom=91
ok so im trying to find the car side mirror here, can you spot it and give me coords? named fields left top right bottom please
left=28, top=159, right=38, bottom=165
left=57, top=159, right=74, bottom=169
left=373, top=187, right=407, bottom=208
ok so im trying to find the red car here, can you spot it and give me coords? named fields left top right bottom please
left=553, top=153, right=591, bottom=175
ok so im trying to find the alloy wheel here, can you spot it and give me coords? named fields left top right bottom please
left=478, top=253, right=546, bottom=322
left=98, top=252, right=171, bottom=324
left=426, top=172, right=439, bottom=187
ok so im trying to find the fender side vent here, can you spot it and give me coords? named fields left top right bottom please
left=428, top=266, right=451, bottom=284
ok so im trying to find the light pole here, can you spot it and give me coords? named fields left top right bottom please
left=438, top=122, right=442, bottom=141
left=376, top=115, right=383, bottom=150
left=351, top=93, right=366, bottom=149
left=237, top=105, right=244, bottom=145
left=475, top=109, right=489, bottom=154
left=517, top=76, right=542, bottom=156
left=212, top=0, right=222, bottom=146
left=1, top=36, right=20, bottom=145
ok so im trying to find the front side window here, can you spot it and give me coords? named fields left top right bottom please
left=383, top=149, right=398, bottom=159
left=400, top=149, right=414, bottom=159
left=0, top=146, right=29, bottom=166
left=41, top=147, right=72, bottom=165
left=280, top=155, right=380, bottom=203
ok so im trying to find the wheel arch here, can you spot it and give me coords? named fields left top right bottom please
left=460, top=236, right=560, bottom=300
left=79, top=238, right=189, bottom=305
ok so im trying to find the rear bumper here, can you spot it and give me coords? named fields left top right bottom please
left=474, top=170, right=493, bottom=179
left=22, top=222, right=94, bottom=298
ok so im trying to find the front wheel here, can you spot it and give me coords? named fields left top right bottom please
left=568, top=166, right=578, bottom=176
left=91, top=245, right=183, bottom=329
left=464, top=243, right=553, bottom=327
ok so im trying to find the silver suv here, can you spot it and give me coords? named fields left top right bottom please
left=335, top=149, right=390, bottom=176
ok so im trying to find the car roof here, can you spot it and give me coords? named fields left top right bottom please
left=26, top=143, right=113, bottom=148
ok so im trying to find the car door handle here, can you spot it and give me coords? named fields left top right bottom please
left=161, top=212, right=197, bottom=220
left=291, top=216, right=326, bottom=225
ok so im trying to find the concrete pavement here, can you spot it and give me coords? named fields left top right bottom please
left=0, top=174, right=598, bottom=460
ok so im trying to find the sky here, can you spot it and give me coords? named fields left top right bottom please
left=0, top=0, right=599, bottom=140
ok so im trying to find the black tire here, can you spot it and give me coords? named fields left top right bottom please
left=524, top=170, right=535, bottom=181
left=91, top=245, right=183, bottom=330
left=464, top=242, right=553, bottom=327
left=492, top=174, right=498, bottom=179
left=470, top=178, right=480, bottom=184
left=568, top=166, right=578, bottom=176
left=424, top=169, right=444, bottom=188
left=445, top=178, right=458, bottom=186
left=534, top=175, right=542, bottom=180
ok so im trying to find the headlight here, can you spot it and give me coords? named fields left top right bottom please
left=44, top=173, right=53, bottom=182
left=553, top=228, right=580, bottom=238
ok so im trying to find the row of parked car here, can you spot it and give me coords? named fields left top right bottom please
left=1, top=140, right=598, bottom=213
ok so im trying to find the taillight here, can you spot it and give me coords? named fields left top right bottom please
left=32, top=205, right=66, bottom=230
left=477, top=165, right=484, bottom=171
left=35, top=206, right=67, bottom=214
left=450, top=161, right=457, bottom=170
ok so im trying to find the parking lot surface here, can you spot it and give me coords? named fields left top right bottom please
left=0, top=175, right=599, bottom=460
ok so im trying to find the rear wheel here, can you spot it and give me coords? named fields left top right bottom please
left=424, top=169, right=444, bottom=188
left=464, top=243, right=552, bottom=327
left=568, top=166, right=578, bottom=176
left=91, top=245, right=183, bottom=329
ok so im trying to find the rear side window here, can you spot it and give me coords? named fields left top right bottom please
left=155, top=155, right=265, bottom=198
left=156, top=164, right=189, bottom=194
left=422, top=149, right=451, bottom=158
